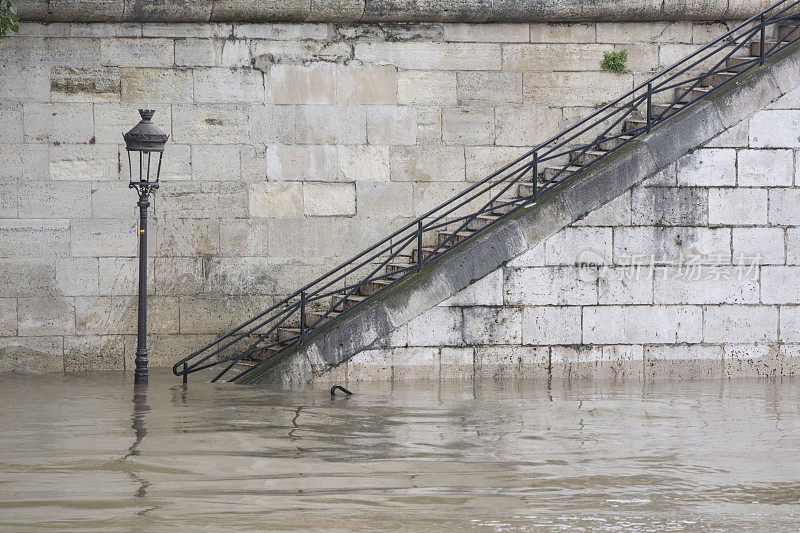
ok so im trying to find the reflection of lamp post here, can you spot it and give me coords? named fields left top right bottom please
left=124, top=109, right=168, bottom=386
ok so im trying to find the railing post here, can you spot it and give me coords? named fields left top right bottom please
left=646, top=82, right=653, bottom=133
left=182, top=362, right=187, bottom=384
left=300, top=291, right=306, bottom=340
left=760, top=14, right=766, bottom=65
left=532, top=150, right=538, bottom=199
left=416, top=220, right=423, bottom=270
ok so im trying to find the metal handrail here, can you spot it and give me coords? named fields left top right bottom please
left=174, top=0, right=800, bottom=383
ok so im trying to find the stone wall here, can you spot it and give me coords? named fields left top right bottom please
left=333, top=84, right=800, bottom=383
left=0, top=18, right=758, bottom=373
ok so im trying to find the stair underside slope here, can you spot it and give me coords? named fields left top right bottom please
left=240, top=40, right=800, bottom=386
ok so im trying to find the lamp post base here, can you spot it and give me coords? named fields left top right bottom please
left=134, top=348, right=149, bottom=386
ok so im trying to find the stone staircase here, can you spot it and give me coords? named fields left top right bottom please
left=172, top=9, right=800, bottom=384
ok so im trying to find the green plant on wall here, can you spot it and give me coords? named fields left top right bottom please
left=601, top=50, right=629, bottom=74
left=0, top=0, right=20, bottom=37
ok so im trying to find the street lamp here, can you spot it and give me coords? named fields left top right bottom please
left=124, top=109, right=168, bottom=386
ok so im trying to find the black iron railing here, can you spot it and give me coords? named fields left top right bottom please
left=174, top=0, right=800, bottom=383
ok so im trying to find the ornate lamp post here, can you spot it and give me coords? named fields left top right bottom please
left=124, top=110, right=168, bottom=386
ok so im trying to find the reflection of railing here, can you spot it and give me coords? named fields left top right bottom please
left=174, top=0, right=800, bottom=384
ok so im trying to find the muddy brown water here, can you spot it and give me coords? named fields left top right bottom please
left=1, top=369, right=799, bottom=531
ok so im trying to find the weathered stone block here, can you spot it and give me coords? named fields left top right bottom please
left=55, top=258, right=99, bottom=297
left=676, top=148, right=736, bottom=186
left=457, top=71, right=522, bottom=105
left=98, top=257, right=154, bottom=296
left=475, top=345, right=548, bottom=379
left=0, top=183, right=16, bottom=218
left=338, top=145, right=390, bottom=181
left=303, top=182, right=356, bottom=216
left=780, top=306, right=800, bottom=342
left=121, top=68, right=193, bottom=102
left=249, top=182, right=303, bottom=218
left=17, top=297, right=75, bottom=336
left=644, top=344, right=722, bottom=380
left=574, top=192, right=632, bottom=226
left=613, top=226, right=731, bottom=264
left=264, top=144, right=333, bottom=182
left=252, top=40, right=351, bottom=66
left=494, top=106, right=561, bottom=146
left=441, top=107, right=494, bottom=145
left=397, top=70, right=457, bottom=105
left=768, top=188, right=800, bottom=225
left=737, top=149, right=794, bottom=187
left=142, top=23, right=231, bottom=38
left=444, top=23, right=528, bottom=42
left=70, top=219, right=138, bottom=257
left=788, top=228, right=800, bottom=265
left=504, top=43, right=611, bottom=70
left=354, top=42, right=502, bottom=70
left=407, top=306, right=462, bottom=346
left=0, top=299, right=16, bottom=336
left=367, top=106, right=416, bottom=145
left=440, top=269, right=503, bottom=306
left=654, top=266, right=759, bottom=304
left=336, top=65, right=397, bottom=105
left=596, top=21, right=692, bottom=43
left=64, top=335, right=125, bottom=371
left=0, top=219, right=70, bottom=258
left=416, top=106, right=442, bottom=143
left=524, top=71, right=633, bottom=106
left=18, top=182, right=92, bottom=218
left=101, top=38, right=173, bottom=67
left=0, top=144, right=49, bottom=180
left=506, top=244, right=545, bottom=267
left=583, top=305, right=702, bottom=344
left=348, top=348, right=393, bottom=381
left=172, top=103, right=249, bottom=144
left=521, top=306, right=581, bottom=345
left=175, top=38, right=216, bottom=67
left=464, top=146, right=529, bottom=182
left=703, top=305, right=778, bottom=343
left=219, top=219, right=270, bottom=256
left=51, top=66, right=121, bottom=102
left=733, top=227, right=785, bottom=265
left=724, top=344, right=800, bottom=379
left=708, top=188, right=768, bottom=225
left=249, top=105, right=294, bottom=145
left=531, top=22, right=596, bottom=43
left=598, top=266, right=653, bottom=304
left=0, top=260, right=56, bottom=298
left=356, top=181, right=413, bottom=218
left=463, top=307, right=522, bottom=345
left=544, top=227, right=612, bottom=266
left=762, top=267, right=800, bottom=304
left=294, top=105, right=367, bottom=144
left=234, top=23, right=328, bottom=40
left=631, top=186, right=707, bottom=226
left=158, top=182, right=249, bottom=218
left=440, top=346, right=474, bottom=379
left=50, top=144, right=118, bottom=181
left=204, top=257, right=277, bottom=295
left=240, top=145, right=266, bottom=181
left=412, top=181, right=482, bottom=217
left=703, top=121, right=749, bottom=149
left=191, top=144, right=241, bottom=180
left=0, top=337, right=63, bottom=373
left=391, top=347, right=440, bottom=381
left=24, top=102, right=94, bottom=144
left=152, top=217, right=219, bottom=257
left=76, top=295, right=180, bottom=334
left=749, top=110, right=800, bottom=148
left=505, top=266, right=596, bottom=305
left=267, top=63, right=335, bottom=104
left=190, top=68, right=262, bottom=103
left=390, top=146, right=465, bottom=182
left=94, top=102, right=171, bottom=144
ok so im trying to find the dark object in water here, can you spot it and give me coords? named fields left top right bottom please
left=330, top=385, right=353, bottom=396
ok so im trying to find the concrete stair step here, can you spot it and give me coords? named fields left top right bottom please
left=386, top=262, right=416, bottom=275
left=676, top=85, right=711, bottom=103
left=596, top=134, right=634, bottom=150
left=543, top=165, right=582, bottom=182
left=438, top=230, right=474, bottom=246
left=727, top=55, right=759, bottom=72
left=778, top=22, right=800, bottom=42
left=651, top=102, right=686, bottom=117
left=623, top=118, right=648, bottom=132
left=750, top=40, right=779, bottom=56
left=699, top=71, right=737, bottom=87
left=358, top=278, right=393, bottom=296
left=412, top=246, right=439, bottom=263
left=568, top=149, right=607, bottom=166
left=305, top=309, right=341, bottom=326
left=277, top=327, right=300, bottom=343
left=487, top=199, right=524, bottom=215
left=466, top=213, right=502, bottom=231
left=333, top=292, right=367, bottom=311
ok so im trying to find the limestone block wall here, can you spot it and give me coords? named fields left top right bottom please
left=336, top=85, right=800, bottom=383
left=0, top=19, right=750, bottom=373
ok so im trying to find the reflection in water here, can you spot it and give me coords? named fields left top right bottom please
left=0, top=369, right=799, bottom=532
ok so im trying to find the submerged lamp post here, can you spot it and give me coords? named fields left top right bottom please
left=124, top=109, right=168, bottom=386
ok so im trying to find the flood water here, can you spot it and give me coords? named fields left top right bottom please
left=1, top=369, right=800, bottom=532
